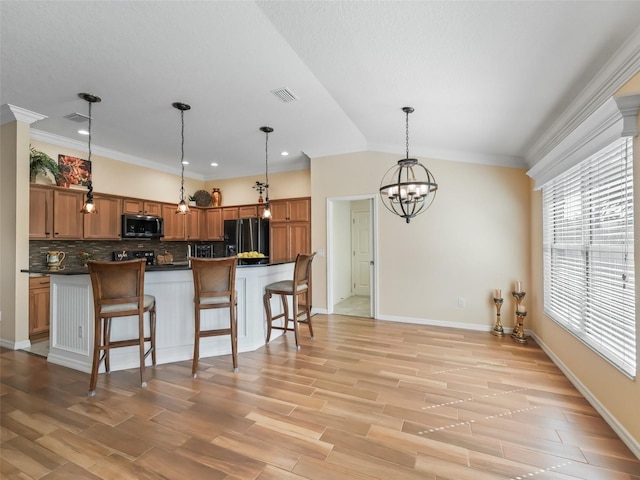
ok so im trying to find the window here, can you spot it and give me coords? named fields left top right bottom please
left=542, top=137, right=635, bottom=377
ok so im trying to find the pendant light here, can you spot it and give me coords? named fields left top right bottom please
left=173, top=102, right=191, bottom=215
left=79, top=93, right=101, bottom=214
left=379, top=107, right=438, bottom=223
left=260, top=126, right=273, bottom=219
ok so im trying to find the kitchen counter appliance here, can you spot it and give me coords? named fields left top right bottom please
left=121, top=214, right=164, bottom=239
left=112, top=250, right=155, bottom=265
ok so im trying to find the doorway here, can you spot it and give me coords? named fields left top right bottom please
left=327, top=196, right=376, bottom=318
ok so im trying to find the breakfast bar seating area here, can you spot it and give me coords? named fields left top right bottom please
left=41, top=261, right=295, bottom=387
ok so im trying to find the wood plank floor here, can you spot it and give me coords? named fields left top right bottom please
left=2, top=314, right=639, bottom=479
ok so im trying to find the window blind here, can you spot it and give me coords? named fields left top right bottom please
left=542, top=136, right=635, bottom=377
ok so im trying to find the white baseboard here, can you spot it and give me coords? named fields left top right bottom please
left=530, top=332, right=640, bottom=460
left=376, top=313, right=514, bottom=333
left=0, top=338, right=31, bottom=350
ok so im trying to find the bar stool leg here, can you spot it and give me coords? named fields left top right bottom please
left=292, top=293, right=301, bottom=349
left=138, top=313, right=147, bottom=388
left=103, top=318, right=111, bottom=373
left=304, top=290, right=314, bottom=339
left=89, top=316, right=102, bottom=396
left=150, top=306, right=157, bottom=366
left=231, top=305, right=239, bottom=373
left=264, top=291, right=273, bottom=343
left=281, top=294, right=290, bottom=333
left=192, top=309, right=201, bottom=378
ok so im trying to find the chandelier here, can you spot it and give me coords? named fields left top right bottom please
left=173, top=102, right=191, bottom=215
left=379, top=107, right=438, bottom=223
left=79, top=93, right=101, bottom=214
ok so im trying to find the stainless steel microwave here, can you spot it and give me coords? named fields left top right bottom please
left=121, top=214, right=164, bottom=239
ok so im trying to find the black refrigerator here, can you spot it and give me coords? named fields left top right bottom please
left=223, top=218, right=270, bottom=257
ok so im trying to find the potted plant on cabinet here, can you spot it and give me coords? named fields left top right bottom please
left=29, top=146, right=61, bottom=184
left=188, top=194, right=197, bottom=207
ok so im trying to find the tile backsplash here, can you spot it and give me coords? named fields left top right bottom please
left=29, top=240, right=224, bottom=269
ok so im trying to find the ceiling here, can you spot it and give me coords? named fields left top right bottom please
left=2, top=1, right=640, bottom=181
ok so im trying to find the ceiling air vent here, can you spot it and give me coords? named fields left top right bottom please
left=271, top=87, right=298, bottom=103
left=64, top=112, right=90, bottom=122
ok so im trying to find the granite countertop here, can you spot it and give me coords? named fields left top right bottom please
left=21, top=259, right=294, bottom=275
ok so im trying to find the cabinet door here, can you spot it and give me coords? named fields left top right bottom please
left=123, top=199, right=144, bottom=214
left=161, top=203, right=185, bottom=240
left=288, top=198, right=311, bottom=222
left=205, top=208, right=223, bottom=240
left=186, top=208, right=203, bottom=240
left=270, top=223, right=290, bottom=263
left=289, top=222, right=311, bottom=258
left=238, top=205, right=258, bottom=218
left=144, top=201, right=161, bottom=216
left=269, top=201, right=289, bottom=222
left=83, top=195, right=121, bottom=239
left=29, top=277, right=50, bottom=337
left=222, top=207, right=238, bottom=222
left=53, top=190, right=83, bottom=239
left=29, top=186, right=53, bottom=239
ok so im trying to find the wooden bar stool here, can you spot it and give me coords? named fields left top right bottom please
left=190, top=256, right=238, bottom=378
left=263, top=252, right=316, bottom=349
left=86, top=259, right=156, bottom=396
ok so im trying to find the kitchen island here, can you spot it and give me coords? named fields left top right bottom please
left=25, top=262, right=294, bottom=374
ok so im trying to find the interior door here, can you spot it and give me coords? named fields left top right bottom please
left=352, top=209, right=371, bottom=296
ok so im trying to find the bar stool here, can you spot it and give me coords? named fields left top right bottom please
left=87, top=259, right=156, bottom=396
left=263, top=252, right=316, bottom=349
left=190, top=256, right=238, bottom=378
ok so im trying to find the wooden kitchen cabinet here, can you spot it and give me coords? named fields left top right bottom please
left=29, top=185, right=53, bottom=239
left=185, top=208, right=204, bottom=240
left=161, top=203, right=186, bottom=240
left=29, top=276, right=50, bottom=339
left=238, top=205, right=258, bottom=218
left=270, top=197, right=310, bottom=222
left=52, top=189, right=84, bottom=239
left=222, top=207, right=239, bottom=222
left=123, top=199, right=161, bottom=216
left=83, top=195, right=121, bottom=239
left=270, top=222, right=311, bottom=263
left=205, top=208, right=223, bottom=240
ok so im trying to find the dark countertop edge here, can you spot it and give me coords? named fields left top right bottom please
left=21, top=260, right=294, bottom=276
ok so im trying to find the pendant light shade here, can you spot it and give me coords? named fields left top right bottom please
left=173, top=102, right=191, bottom=215
left=379, top=107, right=438, bottom=223
left=79, top=93, right=101, bottom=214
left=260, top=126, right=273, bottom=219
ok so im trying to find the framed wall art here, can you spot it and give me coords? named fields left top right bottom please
left=58, top=154, right=91, bottom=187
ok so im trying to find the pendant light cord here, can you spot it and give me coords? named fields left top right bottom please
left=180, top=108, right=185, bottom=202
left=405, top=108, right=410, bottom=160
left=264, top=129, right=269, bottom=202
left=86, top=99, right=93, bottom=199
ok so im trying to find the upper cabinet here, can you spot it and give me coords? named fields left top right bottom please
left=185, top=208, right=204, bottom=241
left=52, top=189, right=84, bottom=239
left=222, top=207, right=238, bottom=222
left=205, top=208, right=223, bottom=241
left=83, top=195, right=121, bottom=240
left=30, top=185, right=53, bottom=239
left=123, top=199, right=161, bottom=216
left=161, top=203, right=185, bottom=240
left=270, top=197, right=310, bottom=222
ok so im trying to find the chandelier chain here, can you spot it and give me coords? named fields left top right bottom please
left=406, top=108, right=409, bottom=160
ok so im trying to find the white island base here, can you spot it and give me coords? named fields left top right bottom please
left=47, top=262, right=294, bottom=374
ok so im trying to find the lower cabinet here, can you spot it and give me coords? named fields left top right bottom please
left=29, top=276, right=50, bottom=339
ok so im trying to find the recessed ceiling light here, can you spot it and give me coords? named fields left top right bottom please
left=281, top=151, right=289, bottom=156
left=182, top=160, right=189, bottom=165
left=78, top=129, right=89, bottom=135
left=211, top=162, right=218, bottom=167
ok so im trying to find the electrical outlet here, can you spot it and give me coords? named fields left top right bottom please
left=317, top=249, right=325, bottom=257
left=457, top=297, right=466, bottom=308
left=78, top=325, right=83, bottom=339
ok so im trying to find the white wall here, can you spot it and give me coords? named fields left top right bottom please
left=330, top=200, right=352, bottom=305
left=312, top=151, right=531, bottom=330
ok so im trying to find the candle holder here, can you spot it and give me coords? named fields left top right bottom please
left=491, top=297, right=505, bottom=336
left=513, top=310, right=528, bottom=344
left=511, top=291, right=526, bottom=338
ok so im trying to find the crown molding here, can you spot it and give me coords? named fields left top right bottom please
left=0, top=104, right=47, bottom=126
left=30, top=129, right=205, bottom=181
left=527, top=93, right=640, bottom=190
left=525, top=27, right=640, bottom=168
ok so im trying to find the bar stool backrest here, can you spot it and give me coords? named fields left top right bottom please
left=294, top=252, right=315, bottom=292
left=191, top=257, right=237, bottom=306
left=88, top=259, right=146, bottom=316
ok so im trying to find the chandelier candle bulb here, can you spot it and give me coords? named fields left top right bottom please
left=517, top=304, right=525, bottom=313
left=495, top=289, right=502, bottom=299
left=515, top=281, right=522, bottom=292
